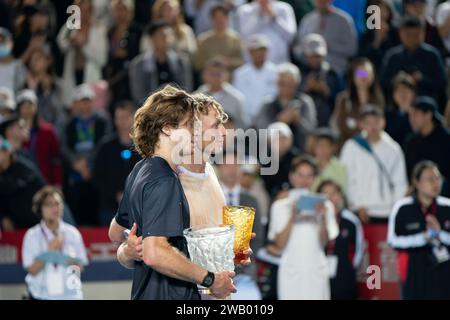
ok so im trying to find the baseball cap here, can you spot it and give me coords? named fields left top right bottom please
left=358, top=104, right=384, bottom=119
left=247, top=34, right=270, bottom=50
left=268, top=122, right=293, bottom=140
left=0, top=115, right=20, bottom=137
left=412, top=96, right=445, bottom=124
left=72, top=84, right=95, bottom=102
left=302, top=33, right=327, bottom=57
left=17, top=89, right=38, bottom=105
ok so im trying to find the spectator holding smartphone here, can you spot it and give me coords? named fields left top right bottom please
left=22, top=186, right=88, bottom=300
left=267, top=155, right=338, bottom=299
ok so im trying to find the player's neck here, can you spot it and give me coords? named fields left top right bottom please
left=182, top=162, right=206, bottom=174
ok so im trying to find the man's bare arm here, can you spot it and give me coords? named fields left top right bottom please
left=109, top=218, right=126, bottom=243
left=143, top=236, right=237, bottom=299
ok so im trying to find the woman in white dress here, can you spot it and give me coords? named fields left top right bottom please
left=268, top=156, right=339, bottom=300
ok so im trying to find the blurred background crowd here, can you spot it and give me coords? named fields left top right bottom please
left=1, top=0, right=450, bottom=300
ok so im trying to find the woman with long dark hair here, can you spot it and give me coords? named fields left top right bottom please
left=388, top=160, right=450, bottom=299
left=331, top=57, right=385, bottom=146
left=24, top=47, right=65, bottom=130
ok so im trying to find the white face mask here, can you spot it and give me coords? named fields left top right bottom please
left=0, top=43, right=12, bottom=59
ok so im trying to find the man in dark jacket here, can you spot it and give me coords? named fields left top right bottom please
left=0, top=135, right=45, bottom=230
left=93, top=101, right=140, bottom=226
left=380, top=16, right=447, bottom=111
left=405, top=96, right=450, bottom=196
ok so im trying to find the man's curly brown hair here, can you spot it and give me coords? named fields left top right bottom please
left=131, top=85, right=198, bottom=158
left=191, top=93, right=228, bottom=124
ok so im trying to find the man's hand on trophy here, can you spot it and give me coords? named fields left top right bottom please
left=236, top=233, right=256, bottom=266
left=124, top=223, right=143, bottom=261
left=210, top=271, right=237, bottom=299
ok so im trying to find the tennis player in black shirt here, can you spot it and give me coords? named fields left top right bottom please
left=116, top=85, right=236, bottom=300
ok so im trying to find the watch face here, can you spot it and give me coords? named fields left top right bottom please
left=203, top=272, right=214, bottom=287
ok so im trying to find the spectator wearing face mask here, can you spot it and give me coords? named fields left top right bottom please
left=0, top=27, right=26, bottom=93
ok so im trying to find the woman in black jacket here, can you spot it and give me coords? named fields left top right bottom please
left=388, top=160, right=450, bottom=299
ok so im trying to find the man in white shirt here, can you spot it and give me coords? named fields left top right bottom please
left=233, top=34, right=278, bottom=122
left=236, top=0, right=297, bottom=64
left=340, top=106, right=408, bottom=223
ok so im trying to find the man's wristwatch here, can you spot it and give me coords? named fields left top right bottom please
left=201, top=271, right=215, bottom=288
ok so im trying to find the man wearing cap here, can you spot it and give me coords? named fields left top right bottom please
left=233, top=34, right=278, bottom=122
left=405, top=96, right=450, bottom=197
left=295, top=33, right=342, bottom=127
left=62, top=84, right=110, bottom=226
left=236, top=0, right=297, bottom=64
left=0, top=86, right=16, bottom=120
left=296, top=0, right=357, bottom=75
left=0, top=27, right=26, bottom=93
left=193, top=4, right=244, bottom=72
left=0, top=135, right=45, bottom=231
left=340, top=106, right=408, bottom=224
